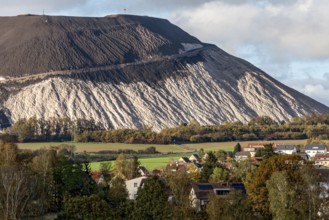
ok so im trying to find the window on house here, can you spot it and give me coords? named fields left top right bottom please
left=215, top=189, right=230, bottom=196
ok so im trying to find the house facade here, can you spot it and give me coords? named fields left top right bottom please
left=242, top=143, right=266, bottom=157
left=305, top=144, right=328, bottom=158
left=189, top=182, right=231, bottom=212
left=315, top=154, right=329, bottom=167
left=234, top=151, right=250, bottom=161
left=125, top=176, right=148, bottom=200
left=274, top=144, right=297, bottom=155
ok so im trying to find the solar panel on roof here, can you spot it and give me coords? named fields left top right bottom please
left=231, top=183, right=246, bottom=193
left=198, top=184, right=213, bottom=190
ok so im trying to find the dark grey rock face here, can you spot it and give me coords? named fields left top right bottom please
left=0, top=14, right=200, bottom=77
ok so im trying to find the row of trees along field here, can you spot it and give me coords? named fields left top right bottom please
left=0, top=141, right=325, bottom=219
left=2, top=113, right=329, bottom=143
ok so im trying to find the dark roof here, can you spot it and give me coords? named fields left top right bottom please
left=275, top=144, right=296, bottom=151
left=315, top=154, right=329, bottom=160
left=305, top=144, right=327, bottom=151
left=193, top=162, right=203, bottom=169
left=230, top=182, right=246, bottom=194
left=137, top=166, right=150, bottom=175
left=190, top=182, right=246, bottom=200
left=180, top=157, right=191, bottom=163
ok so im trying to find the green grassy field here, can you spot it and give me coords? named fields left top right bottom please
left=89, top=155, right=181, bottom=171
left=17, top=139, right=311, bottom=172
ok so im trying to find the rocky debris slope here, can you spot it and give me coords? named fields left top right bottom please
left=0, top=15, right=328, bottom=130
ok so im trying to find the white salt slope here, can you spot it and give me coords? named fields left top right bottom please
left=4, top=46, right=327, bottom=131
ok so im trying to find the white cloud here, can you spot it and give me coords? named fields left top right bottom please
left=171, top=0, right=329, bottom=61
left=285, top=75, right=329, bottom=106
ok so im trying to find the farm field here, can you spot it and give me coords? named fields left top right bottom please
left=17, top=139, right=311, bottom=171
left=17, top=139, right=310, bottom=153
left=183, top=139, right=310, bottom=151
left=89, top=155, right=182, bottom=171
left=17, top=142, right=193, bottom=153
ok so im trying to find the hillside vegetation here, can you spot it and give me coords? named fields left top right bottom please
left=3, top=113, right=329, bottom=144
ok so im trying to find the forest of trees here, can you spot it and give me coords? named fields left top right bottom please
left=0, top=140, right=326, bottom=219
left=2, top=113, right=329, bottom=144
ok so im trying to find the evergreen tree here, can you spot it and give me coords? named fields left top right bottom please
left=233, top=143, right=242, bottom=154
left=132, top=176, right=171, bottom=220
left=200, top=152, right=218, bottom=183
left=108, top=176, right=129, bottom=219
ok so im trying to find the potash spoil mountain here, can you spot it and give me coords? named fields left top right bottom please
left=0, top=14, right=328, bottom=130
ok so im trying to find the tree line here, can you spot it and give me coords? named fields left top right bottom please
left=2, top=113, right=329, bottom=143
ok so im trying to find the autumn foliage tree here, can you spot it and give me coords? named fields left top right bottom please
left=246, top=154, right=314, bottom=217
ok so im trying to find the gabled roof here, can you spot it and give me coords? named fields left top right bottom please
left=275, top=144, right=296, bottom=151
left=193, top=162, right=203, bottom=169
left=315, top=154, right=329, bottom=160
left=137, top=166, right=150, bottom=176
left=190, top=154, right=201, bottom=161
left=247, top=143, right=267, bottom=148
left=305, top=144, right=327, bottom=151
left=190, top=182, right=246, bottom=200
left=179, top=157, right=191, bottom=163
left=190, top=182, right=228, bottom=200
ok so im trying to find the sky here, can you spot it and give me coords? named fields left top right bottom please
left=1, top=0, right=329, bottom=106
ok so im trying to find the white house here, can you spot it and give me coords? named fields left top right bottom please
left=274, top=144, right=297, bottom=155
left=305, top=144, right=328, bottom=158
left=315, top=154, right=329, bottom=167
left=234, top=151, right=250, bottom=161
left=125, top=176, right=148, bottom=200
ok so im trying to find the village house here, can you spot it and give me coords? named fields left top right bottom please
left=189, top=182, right=245, bottom=212
left=179, top=157, right=191, bottom=164
left=305, top=144, right=328, bottom=158
left=242, top=143, right=266, bottom=157
left=274, top=144, right=297, bottom=155
left=189, top=154, right=201, bottom=163
left=315, top=154, right=329, bottom=167
left=234, top=151, right=250, bottom=161
left=125, top=176, right=148, bottom=200
left=137, top=166, right=149, bottom=176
